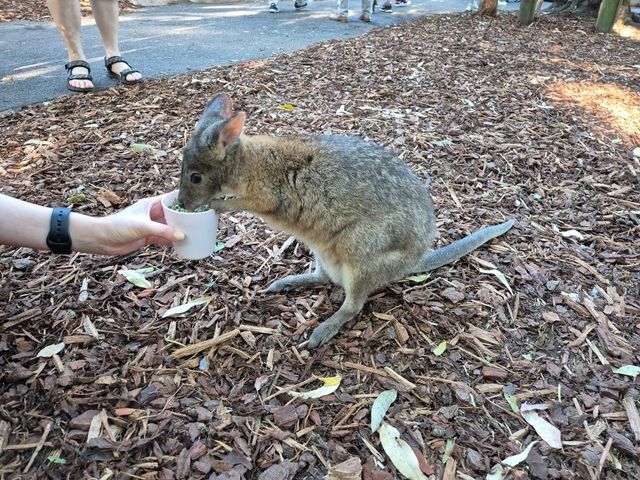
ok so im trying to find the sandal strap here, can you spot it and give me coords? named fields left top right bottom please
left=116, top=67, right=140, bottom=78
left=67, top=73, right=93, bottom=81
left=105, top=55, right=129, bottom=71
left=65, top=60, right=91, bottom=72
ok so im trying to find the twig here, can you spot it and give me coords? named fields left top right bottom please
left=24, top=421, right=52, bottom=473
left=596, top=437, right=613, bottom=479
left=170, top=328, right=240, bottom=359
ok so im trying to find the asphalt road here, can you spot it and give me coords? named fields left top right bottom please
left=0, top=0, right=521, bottom=114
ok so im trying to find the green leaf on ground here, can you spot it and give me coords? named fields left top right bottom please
left=371, top=389, right=397, bottom=433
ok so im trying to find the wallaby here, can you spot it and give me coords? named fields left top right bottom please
left=178, top=93, right=514, bottom=348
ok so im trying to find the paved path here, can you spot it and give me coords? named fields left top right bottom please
left=0, top=0, right=520, bottom=113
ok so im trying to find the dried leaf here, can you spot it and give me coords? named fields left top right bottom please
left=485, top=464, right=505, bottom=480
left=371, top=389, right=397, bottom=433
left=289, top=375, right=341, bottom=399
left=521, top=404, right=562, bottom=449
left=255, top=375, right=271, bottom=392
left=24, top=139, right=53, bottom=146
left=430, top=139, right=453, bottom=147
left=83, top=316, right=100, bottom=339
left=559, top=229, right=584, bottom=240
left=433, top=341, right=447, bottom=356
left=325, top=457, right=362, bottom=480
left=118, top=268, right=154, bottom=289
left=501, top=441, right=538, bottom=467
left=36, top=342, right=65, bottom=358
left=78, top=278, right=89, bottom=303
left=478, top=268, right=513, bottom=295
left=378, top=423, right=428, bottom=480
left=161, top=296, right=214, bottom=318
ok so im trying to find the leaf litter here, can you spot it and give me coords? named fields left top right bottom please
left=1, top=10, right=639, bottom=480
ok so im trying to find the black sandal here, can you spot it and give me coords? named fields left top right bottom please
left=65, top=60, right=94, bottom=93
left=104, top=56, right=142, bottom=85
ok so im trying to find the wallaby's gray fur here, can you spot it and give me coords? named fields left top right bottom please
left=178, top=93, right=514, bottom=348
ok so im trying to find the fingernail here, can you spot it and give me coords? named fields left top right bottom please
left=173, top=231, right=185, bottom=241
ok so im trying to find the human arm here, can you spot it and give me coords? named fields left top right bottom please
left=0, top=193, right=184, bottom=256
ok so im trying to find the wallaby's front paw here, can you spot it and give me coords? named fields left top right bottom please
left=307, top=323, right=339, bottom=349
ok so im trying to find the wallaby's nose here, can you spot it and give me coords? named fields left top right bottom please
left=177, top=189, right=189, bottom=209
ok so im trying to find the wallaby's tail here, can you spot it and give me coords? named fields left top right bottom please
left=412, top=220, right=514, bottom=273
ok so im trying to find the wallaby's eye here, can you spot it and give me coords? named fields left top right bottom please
left=191, top=173, right=203, bottom=184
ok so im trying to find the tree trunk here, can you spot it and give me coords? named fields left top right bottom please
left=479, top=0, right=498, bottom=16
left=596, top=0, right=621, bottom=31
left=613, top=0, right=640, bottom=33
left=548, top=0, right=601, bottom=16
left=518, top=0, right=539, bottom=24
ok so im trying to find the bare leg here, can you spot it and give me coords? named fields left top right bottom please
left=266, top=256, right=330, bottom=293
left=46, top=0, right=94, bottom=90
left=90, top=0, right=142, bottom=82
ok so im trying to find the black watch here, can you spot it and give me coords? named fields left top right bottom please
left=46, top=207, right=73, bottom=254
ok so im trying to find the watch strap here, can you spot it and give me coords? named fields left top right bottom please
left=46, top=207, right=72, bottom=254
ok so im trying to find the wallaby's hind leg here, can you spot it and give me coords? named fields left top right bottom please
left=307, top=282, right=368, bottom=349
left=307, top=251, right=416, bottom=348
left=265, top=256, right=330, bottom=293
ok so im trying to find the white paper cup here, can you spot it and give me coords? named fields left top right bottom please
left=161, top=190, right=218, bottom=260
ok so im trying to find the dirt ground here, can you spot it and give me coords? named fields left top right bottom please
left=1, top=11, right=639, bottom=480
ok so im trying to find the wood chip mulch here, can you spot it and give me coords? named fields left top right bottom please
left=1, top=13, right=639, bottom=480
left=0, top=0, right=139, bottom=22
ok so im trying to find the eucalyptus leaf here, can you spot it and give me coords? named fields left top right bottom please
left=441, top=438, right=455, bottom=463
left=118, top=268, right=154, bottom=289
left=405, top=273, right=430, bottom=283
left=37, top=342, right=65, bottom=358
left=478, top=268, right=513, bottom=295
left=371, top=389, right=397, bottom=433
left=433, top=340, right=447, bottom=356
left=503, top=391, right=519, bottom=413
left=162, top=296, right=214, bottom=318
left=378, top=423, right=428, bottom=480
left=613, top=365, right=640, bottom=380
left=130, top=143, right=154, bottom=153
left=47, top=455, right=67, bottom=465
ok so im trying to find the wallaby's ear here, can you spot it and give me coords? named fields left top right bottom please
left=196, top=93, right=233, bottom=132
left=218, top=112, right=246, bottom=149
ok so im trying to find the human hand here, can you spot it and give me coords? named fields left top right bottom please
left=72, top=195, right=185, bottom=255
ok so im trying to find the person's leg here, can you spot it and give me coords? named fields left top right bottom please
left=90, top=0, right=142, bottom=83
left=360, top=0, right=372, bottom=19
left=330, top=0, right=349, bottom=20
left=46, top=0, right=93, bottom=90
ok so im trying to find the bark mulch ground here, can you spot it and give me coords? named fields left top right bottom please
left=0, top=0, right=139, bottom=22
left=1, top=12, right=639, bottom=480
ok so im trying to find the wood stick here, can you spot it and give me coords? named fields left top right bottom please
left=170, top=329, right=240, bottom=359
left=622, top=396, right=640, bottom=442
left=24, top=421, right=52, bottom=473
